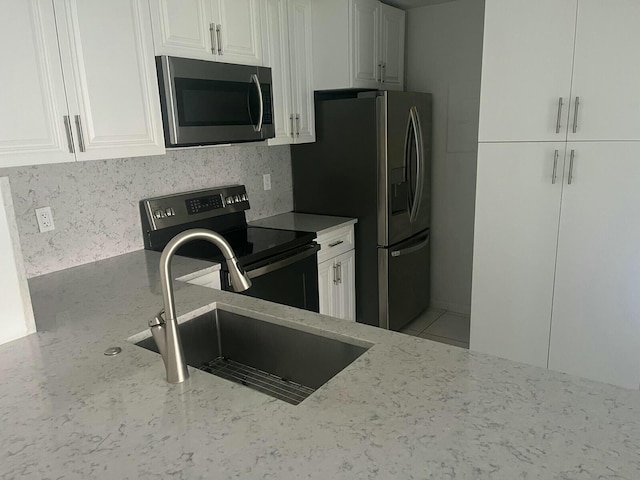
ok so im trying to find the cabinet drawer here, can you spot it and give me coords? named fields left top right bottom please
left=317, top=225, right=354, bottom=263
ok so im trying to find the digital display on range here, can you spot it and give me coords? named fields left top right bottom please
left=186, top=194, right=224, bottom=215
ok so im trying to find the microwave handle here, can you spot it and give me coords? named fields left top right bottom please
left=251, top=74, right=264, bottom=133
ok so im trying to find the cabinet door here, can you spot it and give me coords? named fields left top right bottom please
left=350, top=0, right=380, bottom=89
left=211, top=0, right=262, bottom=65
left=264, top=0, right=294, bottom=145
left=549, top=142, right=640, bottom=389
left=470, top=143, right=566, bottom=368
left=379, top=3, right=404, bottom=91
left=288, top=0, right=315, bottom=144
left=148, top=0, right=213, bottom=60
left=53, top=0, right=165, bottom=161
left=317, top=258, right=336, bottom=317
left=334, top=250, right=356, bottom=321
left=567, top=0, right=640, bottom=141
left=478, top=0, right=577, bottom=142
left=0, top=0, right=74, bottom=167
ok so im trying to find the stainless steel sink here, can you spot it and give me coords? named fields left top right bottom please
left=135, top=308, right=370, bottom=404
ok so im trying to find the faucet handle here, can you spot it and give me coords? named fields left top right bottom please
left=149, top=309, right=166, bottom=328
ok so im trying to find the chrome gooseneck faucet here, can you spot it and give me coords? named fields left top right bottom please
left=149, top=228, right=252, bottom=384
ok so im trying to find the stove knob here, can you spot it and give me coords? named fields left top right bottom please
left=165, top=208, right=175, bottom=217
left=154, top=209, right=164, bottom=219
left=226, top=196, right=233, bottom=205
left=234, top=194, right=241, bottom=202
left=242, top=193, right=248, bottom=201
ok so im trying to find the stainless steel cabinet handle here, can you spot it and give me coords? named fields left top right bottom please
left=216, top=24, right=222, bottom=54
left=74, top=115, right=86, bottom=152
left=377, top=63, right=382, bottom=82
left=572, top=96, right=580, bottom=133
left=381, top=63, right=386, bottom=83
left=63, top=115, right=75, bottom=153
left=251, top=74, right=263, bottom=132
left=337, top=262, right=342, bottom=284
left=328, top=240, right=344, bottom=248
left=209, top=23, right=217, bottom=54
left=568, top=149, right=575, bottom=185
left=552, top=149, right=559, bottom=184
left=556, top=97, right=564, bottom=134
left=332, top=264, right=338, bottom=285
left=290, top=114, right=295, bottom=137
left=295, top=114, right=300, bottom=137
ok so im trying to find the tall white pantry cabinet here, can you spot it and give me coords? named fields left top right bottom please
left=471, top=0, right=640, bottom=389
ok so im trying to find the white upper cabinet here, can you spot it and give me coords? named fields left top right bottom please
left=478, top=0, right=577, bottom=142
left=0, top=0, right=165, bottom=167
left=0, top=0, right=74, bottom=168
left=312, top=0, right=405, bottom=91
left=263, top=0, right=315, bottom=145
left=379, top=3, right=405, bottom=91
left=54, top=0, right=165, bottom=161
left=549, top=142, right=640, bottom=389
left=351, top=0, right=380, bottom=89
left=150, top=0, right=263, bottom=65
left=211, top=0, right=262, bottom=65
left=568, top=0, right=640, bottom=141
left=148, top=0, right=212, bottom=58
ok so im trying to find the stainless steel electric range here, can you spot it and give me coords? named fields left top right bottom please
left=140, top=185, right=320, bottom=312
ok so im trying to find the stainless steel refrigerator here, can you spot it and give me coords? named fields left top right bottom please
left=291, top=91, right=432, bottom=331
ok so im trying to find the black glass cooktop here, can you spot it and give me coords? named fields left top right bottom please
left=173, top=226, right=316, bottom=268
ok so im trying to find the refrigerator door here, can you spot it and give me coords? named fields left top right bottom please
left=378, top=230, right=430, bottom=330
left=377, top=91, right=432, bottom=247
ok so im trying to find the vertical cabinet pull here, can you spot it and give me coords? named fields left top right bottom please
left=377, top=63, right=382, bottom=82
left=63, top=115, right=75, bottom=153
left=74, top=115, right=86, bottom=152
left=290, top=114, right=295, bottom=137
left=216, top=25, right=223, bottom=55
left=381, top=63, right=386, bottom=83
left=555, top=97, right=564, bottom=134
left=209, top=23, right=217, bottom=54
left=568, top=149, right=575, bottom=185
left=332, top=264, right=338, bottom=285
left=552, top=149, right=559, bottom=184
left=337, top=262, right=342, bottom=284
left=296, top=114, right=300, bottom=137
left=572, top=96, right=580, bottom=133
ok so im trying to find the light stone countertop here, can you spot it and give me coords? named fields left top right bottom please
left=1, top=249, right=639, bottom=479
left=249, top=212, right=357, bottom=236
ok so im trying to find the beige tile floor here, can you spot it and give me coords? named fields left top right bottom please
left=400, top=308, right=470, bottom=348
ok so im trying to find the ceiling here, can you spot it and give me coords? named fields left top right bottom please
left=382, top=0, right=456, bottom=9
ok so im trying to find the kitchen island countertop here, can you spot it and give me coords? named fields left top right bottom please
left=1, top=249, right=639, bottom=479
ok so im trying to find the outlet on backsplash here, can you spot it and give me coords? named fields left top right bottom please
left=35, top=207, right=55, bottom=233
left=263, top=174, right=271, bottom=191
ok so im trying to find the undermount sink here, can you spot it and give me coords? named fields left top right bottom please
left=135, top=307, right=370, bottom=405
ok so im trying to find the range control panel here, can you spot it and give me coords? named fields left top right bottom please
left=142, top=184, right=250, bottom=231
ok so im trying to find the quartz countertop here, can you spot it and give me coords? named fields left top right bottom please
left=1, top=250, right=639, bottom=479
left=249, top=212, right=357, bottom=236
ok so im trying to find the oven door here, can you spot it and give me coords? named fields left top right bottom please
left=157, top=56, right=274, bottom=146
left=223, top=244, right=320, bottom=312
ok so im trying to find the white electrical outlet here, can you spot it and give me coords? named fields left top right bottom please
left=35, top=206, right=55, bottom=233
left=263, top=173, right=272, bottom=191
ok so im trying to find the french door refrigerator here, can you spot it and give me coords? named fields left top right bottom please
left=292, top=91, right=432, bottom=331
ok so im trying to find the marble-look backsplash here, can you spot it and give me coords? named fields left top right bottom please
left=0, top=144, right=292, bottom=278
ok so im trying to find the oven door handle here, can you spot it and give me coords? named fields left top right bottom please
left=251, top=73, right=264, bottom=133
left=246, top=244, right=319, bottom=279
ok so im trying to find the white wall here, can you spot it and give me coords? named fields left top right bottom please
left=406, top=0, right=484, bottom=314
left=0, top=145, right=293, bottom=278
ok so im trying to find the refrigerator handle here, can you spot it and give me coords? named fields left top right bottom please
left=408, top=106, right=426, bottom=224
left=390, top=233, right=430, bottom=257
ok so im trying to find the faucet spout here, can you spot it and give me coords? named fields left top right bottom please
left=152, top=228, right=252, bottom=384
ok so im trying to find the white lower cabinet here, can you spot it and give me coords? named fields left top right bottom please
left=318, top=250, right=356, bottom=321
left=471, top=141, right=640, bottom=389
left=317, top=225, right=356, bottom=321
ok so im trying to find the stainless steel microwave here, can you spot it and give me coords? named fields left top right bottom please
left=156, top=56, right=275, bottom=147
